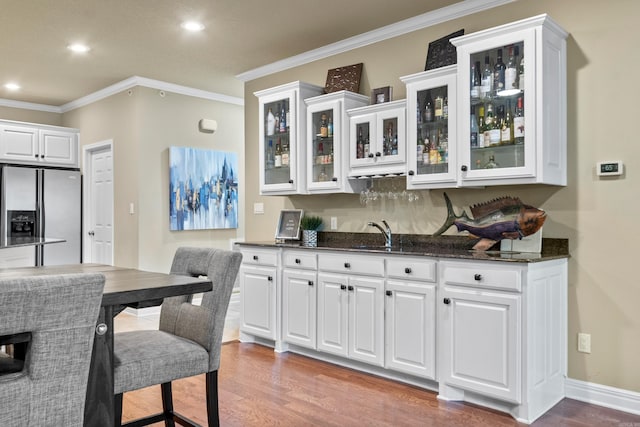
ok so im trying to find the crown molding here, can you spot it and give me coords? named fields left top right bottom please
left=236, top=0, right=517, bottom=82
left=0, top=98, right=63, bottom=113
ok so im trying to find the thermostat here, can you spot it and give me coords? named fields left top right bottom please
left=597, top=161, right=624, bottom=176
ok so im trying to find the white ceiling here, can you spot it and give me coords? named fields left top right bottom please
left=0, top=0, right=470, bottom=108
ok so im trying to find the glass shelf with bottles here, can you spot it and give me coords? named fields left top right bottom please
left=415, top=86, right=450, bottom=176
left=310, top=110, right=336, bottom=183
left=263, top=99, right=293, bottom=183
left=468, top=42, right=525, bottom=171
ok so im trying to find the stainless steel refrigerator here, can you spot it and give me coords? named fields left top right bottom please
left=0, top=165, right=82, bottom=266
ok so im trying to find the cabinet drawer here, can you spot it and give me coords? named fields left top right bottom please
left=318, top=253, right=384, bottom=276
left=441, top=261, right=522, bottom=292
left=387, top=257, right=436, bottom=282
left=283, top=250, right=317, bottom=270
left=239, top=248, right=279, bottom=267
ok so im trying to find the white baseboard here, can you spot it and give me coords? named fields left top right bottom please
left=565, top=378, right=640, bottom=416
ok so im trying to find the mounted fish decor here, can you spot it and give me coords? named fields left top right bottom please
left=433, top=193, right=546, bottom=251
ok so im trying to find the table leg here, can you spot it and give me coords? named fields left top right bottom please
left=84, top=305, right=115, bottom=427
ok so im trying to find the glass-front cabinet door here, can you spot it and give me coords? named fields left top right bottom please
left=305, top=91, right=369, bottom=194
left=402, top=65, right=457, bottom=189
left=452, top=14, right=567, bottom=186
left=255, top=82, right=324, bottom=195
left=348, top=100, right=406, bottom=178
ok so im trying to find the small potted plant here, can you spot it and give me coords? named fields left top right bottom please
left=300, top=215, right=323, bottom=247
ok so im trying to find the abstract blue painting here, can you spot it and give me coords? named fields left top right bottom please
left=169, top=146, right=238, bottom=230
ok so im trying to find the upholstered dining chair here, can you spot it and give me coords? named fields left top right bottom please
left=0, top=273, right=105, bottom=426
left=114, top=247, right=242, bottom=427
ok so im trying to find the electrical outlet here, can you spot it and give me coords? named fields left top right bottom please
left=330, top=217, right=338, bottom=230
left=578, top=333, right=591, bottom=353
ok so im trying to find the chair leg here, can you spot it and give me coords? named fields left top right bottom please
left=161, top=382, right=176, bottom=427
left=205, top=371, right=220, bottom=427
left=114, top=393, right=123, bottom=427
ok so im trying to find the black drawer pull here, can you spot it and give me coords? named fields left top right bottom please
left=295, top=258, right=301, bottom=264
left=253, top=255, right=258, bottom=261
left=404, top=267, right=412, bottom=274
left=408, top=170, right=415, bottom=176
left=348, top=285, right=354, bottom=291
left=443, top=298, right=451, bottom=305
left=385, top=290, right=392, bottom=296
left=340, top=284, right=347, bottom=290
left=474, top=274, right=482, bottom=281
left=344, top=262, right=351, bottom=268
left=308, top=280, right=314, bottom=286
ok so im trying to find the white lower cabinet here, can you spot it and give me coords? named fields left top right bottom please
left=282, top=250, right=317, bottom=349
left=385, top=255, right=437, bottom=379
left=239, top=248, right=279, bottom=341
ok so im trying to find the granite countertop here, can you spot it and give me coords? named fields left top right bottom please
left=0, top=237, right=66, bottom=249
left=237, top=232, right=569, bottom=263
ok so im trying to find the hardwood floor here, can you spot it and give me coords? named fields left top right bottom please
left=121, top=342, right=640, bottom=426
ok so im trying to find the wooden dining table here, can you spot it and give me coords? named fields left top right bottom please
left=0, top=263, right=213, bottom=427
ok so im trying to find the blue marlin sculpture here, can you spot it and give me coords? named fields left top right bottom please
left=433, top=192, right=547, bottom=251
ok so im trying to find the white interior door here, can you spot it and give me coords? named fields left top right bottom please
left=83, top=140, right=113, bottom=265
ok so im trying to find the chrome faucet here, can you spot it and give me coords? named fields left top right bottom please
left=368, top=219, right=392, bottom=249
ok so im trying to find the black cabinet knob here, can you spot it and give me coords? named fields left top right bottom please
left=40, top=154, right=45, bottom=158
left=375, top=152, right=382, bottom=157
left=408, top=170, right=415, bottom=176
left=443, top=298, right=451, bottom=305
left=474, top=274, right=482, bottom=281
left=340, top=284, right=347, bottom=290
left=368, top=153, right=374, bottom=158
left=288, top=179, right=294, bottom=184
left=295, top=258, right=301, bottom=264
left=404, top=267, right=412, bottom=274
left=34, top=154, right=39, bottom=158
left=253, top=255, right=258, bottom=261
left=332, top=177, right=338, bottom=182
left=461, top=165, right=468, bottom=172
left=344, top=262, right=351, bottom=268
left=385, top=290, right=392, bottom=296
left=267, top=276, right=273, bottom=282
left=308, top=280, right=314, bottom=286
left=348, top=285, right=354, bottom=291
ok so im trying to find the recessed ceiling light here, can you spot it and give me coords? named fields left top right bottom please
left=67, top=43, right=90, bottom=53
left=4, top=83, right=20, bottom=91
left=181, top=21, right=205, bottom=32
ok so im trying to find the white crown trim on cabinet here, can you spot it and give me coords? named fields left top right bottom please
left=565, top=378, right=640, bottom=416
left=235, top=0, right=518, bottom=82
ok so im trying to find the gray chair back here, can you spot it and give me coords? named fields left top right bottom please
left=0, top=273, right=105, bottom=427
left=159, top=247, right=242, bottom=371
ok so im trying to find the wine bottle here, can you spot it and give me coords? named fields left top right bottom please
left=501, top=101, right=514, bottom=144
left=518, top=50, right=525, bottom=90
left=327, top=116, right=333, bottom=137
left=266, top=139, right=274, bottom=168
left=471, top=61, right=482, bottom=99
left=443, top=96, right=448, bottom=119
left=481, top=55, right=493, bottom=99
left=470, top=106, right=479, bottom=148
left=424, top=98, right=433, bottom=122
left=274, top=139, right=283, bottom=168
left=493, top=48, right=506, bottom=95
left=364, top=132, right=370, bottom=158
left=505, top=46, right=517, bottom=91
left=488, top=104, right=501, bottom=146
left=514, top=96, right=525, bottom=144
left=274, top=104, right=280, bottom=133
left=422, top=130, right=431, bottom=165
left=435, top=94, right=444, bottom=120
left=357, top=126, right=364, bottom=159
left=281, top=138, right=290, bottom=166
left=319, top=113, right=328, bottom=138
left=477, top=105, right=486, bottom=148
left=279, top=104, right=286, bottom=133
left=483, top=102, right=495, bottom=145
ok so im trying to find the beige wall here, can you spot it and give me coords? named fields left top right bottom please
left=0, top=106, right=63, bottom=126
left=243, top=0, right=640, bottom=392
left=63, top=86, right=245, bottom=272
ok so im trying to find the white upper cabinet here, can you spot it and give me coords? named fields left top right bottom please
left=305, top=91, right=369, bottom=194
left=255, top=82, right=324, bottom=195
left=0, top=121, right=79, bottom=167
left=347, top=100, right=406, bottom=178
left=452, top=14, right=568, bottom=186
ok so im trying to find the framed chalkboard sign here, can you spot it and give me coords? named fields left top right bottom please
left=424, top=29, right=464, bottom=71
left=275, top=209, right=303, bottom=241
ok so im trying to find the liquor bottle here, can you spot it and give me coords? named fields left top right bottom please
left=481, top=55, right=493, bottom=99
left=443, top=96, right=448, bottom=119
left=501, top=101, right=514, bottom=144
left=477, top=105, right=486, bottom=148
left=483, top=102, right=495, bottom=145
left=357, top=127, right=364, bottom=159
left=327, top=116, right=333, bottom=137
left=266, top=139, right=274, bottom=168
left=493, top=48, right=506, bottom=94
left=484, top=154, right=500, bottom=169
left=286, top=106, right=291, bottom=131
left=274, top=139, right=283, bottom=168
left=416, top=100, right=423, bottom=124
left=318, top=167, right=328, bottom=182
left=518, top=49, right=525, bottom=90
left=364, top=132, right=371, bottom=158
left=386, top=123, right=394, bottom=155
left=266, top=107, right=275, bottom=136
left=281, top=139, right=290, bottom=166
left=470, top=106, right=479, bottom=148
left=279, top=104, right=286, bottom=133
left=319, top=113, right=328, bottom=138
left=488, top=104, right=501, bottom=146
left=424, top=98, right=433, bottom=122
left=434, top=95, right=444, bottom=120
left=274, top=104, right=280, bottom=133
left=513, top=96, right=525, bottom=144
left=471, top=61, right=482, bottom=99
left=422, top=130, right=431, bottom=165
left=505, top=46, right=517, bottom=91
